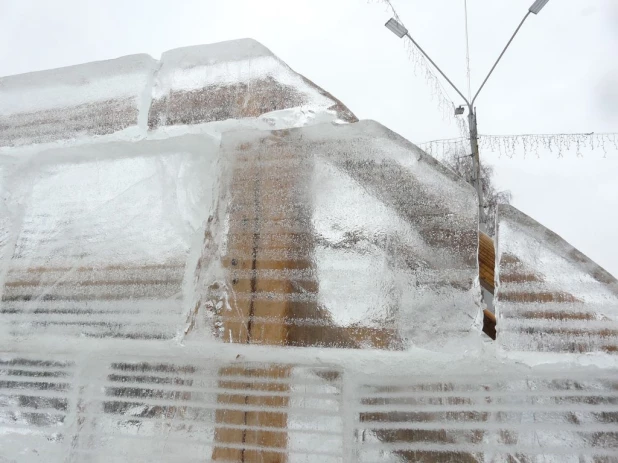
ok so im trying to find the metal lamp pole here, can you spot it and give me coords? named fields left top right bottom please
left=385, top=0, right=550, bottom=231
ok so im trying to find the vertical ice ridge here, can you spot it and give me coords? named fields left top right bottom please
left=136, top=57, right=161, bottom=134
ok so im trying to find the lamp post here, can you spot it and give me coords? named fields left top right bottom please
left=385, top=0, right=550, bottom=231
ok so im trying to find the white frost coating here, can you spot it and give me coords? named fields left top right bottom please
left=162, top=38, right=274, bottom=67
left=0, top=164, right=13, bottom=266
left=312, top=158, right=447, bottom=329
left=157, top=55, right=326, bottom=99
left=8, top=136, right=217, bottom=265
left=312, top=159, right=426, bottom=249
left=153, top=39, right=274, bottom=97
left=500, top=221, right=616, bottom=302
left=309, top=122, right=480, bottom=348
left=0, top=54, right=156, bottom=114
left=288, top=367, right=344, bottom=462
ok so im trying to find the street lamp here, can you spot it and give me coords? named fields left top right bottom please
left=385, top=18, right=408, bottom=38
left=385, top=0, right=549, bottom=231
left=529, top=0, right=550, bottom=14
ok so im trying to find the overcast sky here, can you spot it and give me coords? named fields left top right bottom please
left=1, top=0, right=616, bottom=276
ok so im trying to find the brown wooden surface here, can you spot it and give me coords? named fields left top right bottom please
left=483, top=309, right=496, bottom=340
left=478, top=233, right=498, bottom=339
left=213, top=140, right=300, bottom=462
left=478, top=232, right=495, bottom=293
left=213, top=365, right=289, bottom=463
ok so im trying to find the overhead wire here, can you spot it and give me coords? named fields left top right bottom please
left=463, top=0, right=472, bottom=102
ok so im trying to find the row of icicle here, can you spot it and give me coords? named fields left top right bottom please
left=419, top=132, right=618, bottom=158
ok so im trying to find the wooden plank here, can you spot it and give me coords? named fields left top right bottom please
left=213, top=140, right=297, bottom=462
left=478, top=232, right=495, bottom=293
left=483, top=309, right=496, bottom=340
left=213, top=365, right=289, bottom=463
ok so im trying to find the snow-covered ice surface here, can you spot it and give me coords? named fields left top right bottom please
left=495, top=204, right=618, bottom=356
left=1, top=39, right=617, bottom=461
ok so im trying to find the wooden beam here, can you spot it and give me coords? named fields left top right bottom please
left=483, top=309, right=496, bottom=340
left=213, top=139, right=302, bottom=462
left=478, top=232, right=495, bottom=293
left=478, top=232, right=498, bottom=340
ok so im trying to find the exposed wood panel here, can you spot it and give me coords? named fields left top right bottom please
left=478, top=232, right=495, bottom=293
left=214, top=140, right=300, bottom=462
left=213, top=365, right=289, bottom=463
left=478, top=233, right=498, bottom=340
left=483, top=309, right=496, bottom=340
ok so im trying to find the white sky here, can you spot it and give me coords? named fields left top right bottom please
left=0, top=0, right=616, bottom=276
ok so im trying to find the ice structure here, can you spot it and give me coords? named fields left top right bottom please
left=495, top=204, right=618, bottom=354
left=0, top=39, right=616, bottom=462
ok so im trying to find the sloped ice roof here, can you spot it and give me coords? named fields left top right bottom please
left=149, top=39, right=356, bottom=129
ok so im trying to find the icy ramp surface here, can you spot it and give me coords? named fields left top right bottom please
left=495, top=204, right=618, bottom=354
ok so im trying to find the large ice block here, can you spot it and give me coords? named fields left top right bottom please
left=148, top=39, right=357, bottom=129
left=353, top=364, right=618, bottom=462
left=0, top=134, right=218, bottom=342
left=2, top=348, right=616, bottom=462
left=190, top=120, right=481, bottom=351
left=0, top=54, right=156, bottom=147
left=495, top=204, right=618, bottom=354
